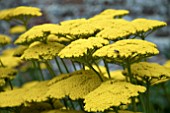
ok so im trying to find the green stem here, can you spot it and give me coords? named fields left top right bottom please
left=60, top=58, right=69, bottom=73
left=139, top=94, right=146, bottom=113
left=0, top=59, right=5, bottom=67
left=78, top=100, right=84, bottom=110
left=161, top=83, right=170, bottom=104
left=86, top=62, right=103, bottom=82
left=31, top=61, right=41, bottom=80
left=62, top=98, right=68, bottom=109
left=54, top=57, right=63, bottom=74
left=146, top=80, right=150, bottom=113
left=126, top=62, right=137, bottom=111
left=8, top=79, right=13, bottom=90
left=45, top=61, right=56, bottom=77
left=68, top=97, right=75, bottom=110
left=71, top=60, right=77, bottom=71
left=103, top=59, right=111, bottom=79
left=113, top=107, right=119, bottom=113
left=37, top=62, right=45, bottom=80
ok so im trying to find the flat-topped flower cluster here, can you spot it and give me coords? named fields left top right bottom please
left=0, top=6, right=169, bottom=113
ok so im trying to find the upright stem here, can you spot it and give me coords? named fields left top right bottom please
left=86, top=62, right=103, bottom=82
left=32, top=61, right=41, bottom=80
left=126, top=62, right=137, bottom=111
left=54, top=57, right=63, bottom=74
left=0, top=59, right=5, bottom=67
left=71, top=60, right=77, bottom=71
left=103, top=59, right=111, bottom=79
left=8, top=79, right=13, bottom=90
left=45, top=61, right=56, bottom=77
left=146, top=80, right=151, bottom=113
left=37, top=62, right=45, bottom=80
left=60, top=58, right=69, bottom=73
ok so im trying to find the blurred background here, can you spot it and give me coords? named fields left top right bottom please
left=0, top=0, right=170, bottom=62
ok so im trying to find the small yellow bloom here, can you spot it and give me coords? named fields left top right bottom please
left=132, top=18, right=167, bottom=33
left=21, top=41, right=65, bottom=61
left=0, top=34, right=11, bottom=46
left=84, top=81, right=146, bottom=112
left=0, top=6, right=42, bottom=21
left=15, top=24, right=60, bottom=45
left=93, top=39, right=159, bottom=64
left=9, top=25, right=26, bottom=34
left=123, top=62, right=170, bottom=85
left=59, top=37, right=109, bottom=59
left=47, top=70, right=102, bottom=100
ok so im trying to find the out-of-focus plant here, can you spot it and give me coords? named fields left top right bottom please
left=0, top=6, right=168, bottom=113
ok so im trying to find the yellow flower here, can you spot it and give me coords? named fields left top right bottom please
left=93, top=39, right=159, bottom=64
left=0, top=88, right=26, bottom=107
left=84, top=81, right=146, bottom=112
left=89, top=9, right=129, bottom=21
left=23, top=81, right=49, bottom=103
left=14, top=24, right=60, bottom=45
left=0, top=34, right=11, bottom=46
left=47, top=34, right=71, bottom=44
left=0, top=8, right=14, bottom=20
left=123, top=62, right=170, bottom=85
left=132, top=18, right=167, bottom=33
left=21, top=41, right=65, bottom=61
left=164, top=60, right=170, bottom=68
left=60, top=18, right=87, bottom=26
left=13, top=45, right=28, bottom=57
left=0, top=6, right=42, bottom=20
left=58, top=37, right=109, bottom=59
left=0, top=81, right=49, bottom=107
left=96, top=20, right=136, bottom=41
left=9, top=25, right=26, bottom=34
left=0, top=79, right=5, bottom=87
left=0, top=48, right=23, bottom=67
left=0, top=67, right=17, bottom=80
left=47, top=70, right=102, bottom=100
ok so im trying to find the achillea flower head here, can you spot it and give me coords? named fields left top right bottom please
left=93, top=39, right=159, bottom=64
left=13, top=45, right=28, bottom=57
left=164, top=60, right=170, bottom=68
left=0, top=88, right=26, bottom=107
left=0, top=79, right=5, bottom=87
left=104, top=70, right=126, bottom=81
left=10, top=25, right=26, bottom=34
left=21, top=41, right=65, bottom=61
left=52, top=20, right=100, bottom=39
left=15, top=24, right=60, bottom=45
left=47, top=34, right=71, bottom=44
left=58, top=37, right=109, bottom=59
left=47, top=70, right=102, bottom=100
left=60, top=18, right=87, bottom=26
left=89, top=9, right=129, bottom=21
left=123, top=62, right=170, bottom=85
left=0, top=6, right=42, bottom=21
left=84, top=81, right=146, bottom=112
left=96, top=20, right=136, bottom=41
left=0, top=34, right=11, bottom=46
left=132, top=18, right=167, bottom=33
left=0, top=8, right=14, bottom=20
left=0, top=67, right=17, bottom=80
left=23, top=81, right=49, bottom=103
